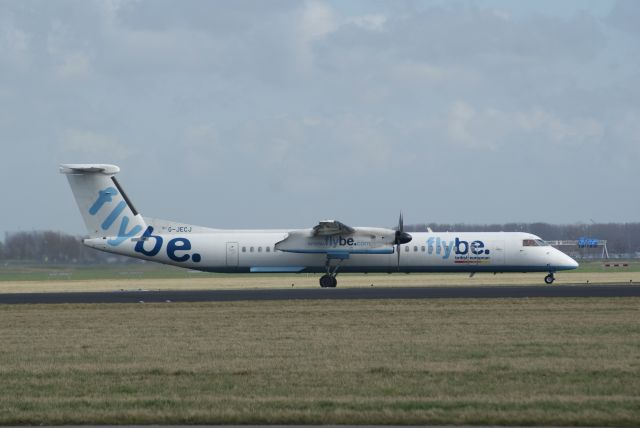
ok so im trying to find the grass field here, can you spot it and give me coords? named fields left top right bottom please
left=3, top=259, right=640, bottom=280
left=0, top=298, right=639, bottom=425
left=1, top=260, right=640, bottom=293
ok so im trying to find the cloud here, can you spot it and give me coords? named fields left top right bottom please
left=607, top=0, right=640, bottom=36
left=322, top=3, right=604, bottom=65
left=0, top=19, right=31, bottom=68
left=181, top=123, right=226, bottom=176
left=2, top=0, right=640, bottom=232
left=348, top=14, right=387, bottom=32
left=446, top=101, right=605, bottom=149
left=60, top=129, right=134, bottom=161
left=54, top=51, right=92, bottom=79
left=292, top=0, right=338, bottom=72
left=299, top=0, right=337, bottom=41
left=605, top=110, right=640, bottom=166
left=516, top=108, right=605, bottom=146
left=45, top=19, right=93, bottom=79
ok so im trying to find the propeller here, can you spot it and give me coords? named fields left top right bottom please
left=394, top=212, right=412, bottom=269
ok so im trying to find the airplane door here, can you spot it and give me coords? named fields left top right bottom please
left=226, top=242, right=239, bottom=267
left=490, top=241, right=505, bottom=265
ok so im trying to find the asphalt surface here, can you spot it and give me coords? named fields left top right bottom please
left=0, top=284, right=639, bottom=304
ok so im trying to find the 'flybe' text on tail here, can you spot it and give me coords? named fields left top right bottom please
left=60, top=164, right=146, bottom=246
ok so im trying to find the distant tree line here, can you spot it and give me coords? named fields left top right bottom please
left=1, top=223, right=640, bottom=263
left=407, top=222, right=640, bottom=256
left=0, top=231, right=133, bottom=264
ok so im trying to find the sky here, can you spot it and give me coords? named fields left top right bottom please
left=1, top=0, right=639, bottom=236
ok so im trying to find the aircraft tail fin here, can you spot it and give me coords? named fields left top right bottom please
left=60, top=164, right=146, bottom=245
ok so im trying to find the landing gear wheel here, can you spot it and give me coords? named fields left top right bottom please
left=319, top=275, right=338, bottom=288
left=320, top=275, right=331, bottom=288
left=544, top=273, right=555, bottom=285
left=319, top=275, right=329, bottom=287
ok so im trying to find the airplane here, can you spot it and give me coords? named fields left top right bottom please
left=60, top=163, right=579, bottom=287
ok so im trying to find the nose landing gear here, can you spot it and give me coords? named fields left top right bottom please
left=544, top=273, right=555, bottom=284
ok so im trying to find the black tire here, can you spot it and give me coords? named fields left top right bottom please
left=319, top=275, right=331, bottom=288
left=544, top=274, right=555, bottom=284
left=330, top=276, right=338, bottom=288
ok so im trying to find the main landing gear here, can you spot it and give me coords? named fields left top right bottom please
left=319, top=257, right=342, bottom=288
left=319, top=274, right=337, bottom=288
left=544, top=273, right=555, bottom=284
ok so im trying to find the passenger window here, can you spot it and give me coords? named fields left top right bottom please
left=258, top=246, right=262, bottom=252
left=250, top=247, right=254, bottom=252
left=421, top=246, right=426, bottom=252
left=242, top=247, right=246, bottom=252
left=404, top=246, right=409, bottom=252
left=266, top=247, right=270, bottom=252
left=413, top=246, right=418, bottom=252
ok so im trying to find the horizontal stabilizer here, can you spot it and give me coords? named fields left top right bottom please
left=60, top=164, right=120, bottom=175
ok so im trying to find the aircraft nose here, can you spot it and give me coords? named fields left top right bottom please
left=556, top=251, right=579, bottom=270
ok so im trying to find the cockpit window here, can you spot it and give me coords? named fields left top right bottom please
left=523, top=239, right=549, bottom=247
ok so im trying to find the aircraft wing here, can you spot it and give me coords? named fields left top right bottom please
left=312, top=220, right=355, bottom=236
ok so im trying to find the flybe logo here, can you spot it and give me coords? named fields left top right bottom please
left=427, top=237, right=490, bottom=259
left=134, top=226, right=202, bottom=263
left=90, top=187, right=201, bottom=263
left=312, top=236, right=371, bottom=247
left=89, top=187, right=142, bottom=246
left=327, top=236, right=358, bottom=246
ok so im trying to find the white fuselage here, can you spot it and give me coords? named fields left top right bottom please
left=84, top=229, right=578, bottom=274
left=58, top=163, right=578, bottom=282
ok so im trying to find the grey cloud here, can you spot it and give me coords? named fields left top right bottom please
left=1, top=0, right=640, bottom=234
left=608, top=0, right=640, bottom=36
left=305, top=5, right=609, bottom=124
left=319, top=4, right=605, bottom=65
left=115, top=0, right=297, bottom=33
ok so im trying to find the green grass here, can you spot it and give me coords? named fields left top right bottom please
left=0, top=262, right=194, bottom=281
left=572, top=259, right=640, bottom=273
left=0, top=262, right=324, bottom=282
left=0, top=298, right=639, bottom=425
left=1, top=259, right=639, bottom=282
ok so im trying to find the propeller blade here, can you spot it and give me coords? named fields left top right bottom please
left=395, top=211, right=412, bottom=271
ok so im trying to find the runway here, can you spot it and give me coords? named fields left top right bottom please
left=0, top=284, right=639, bottom=304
